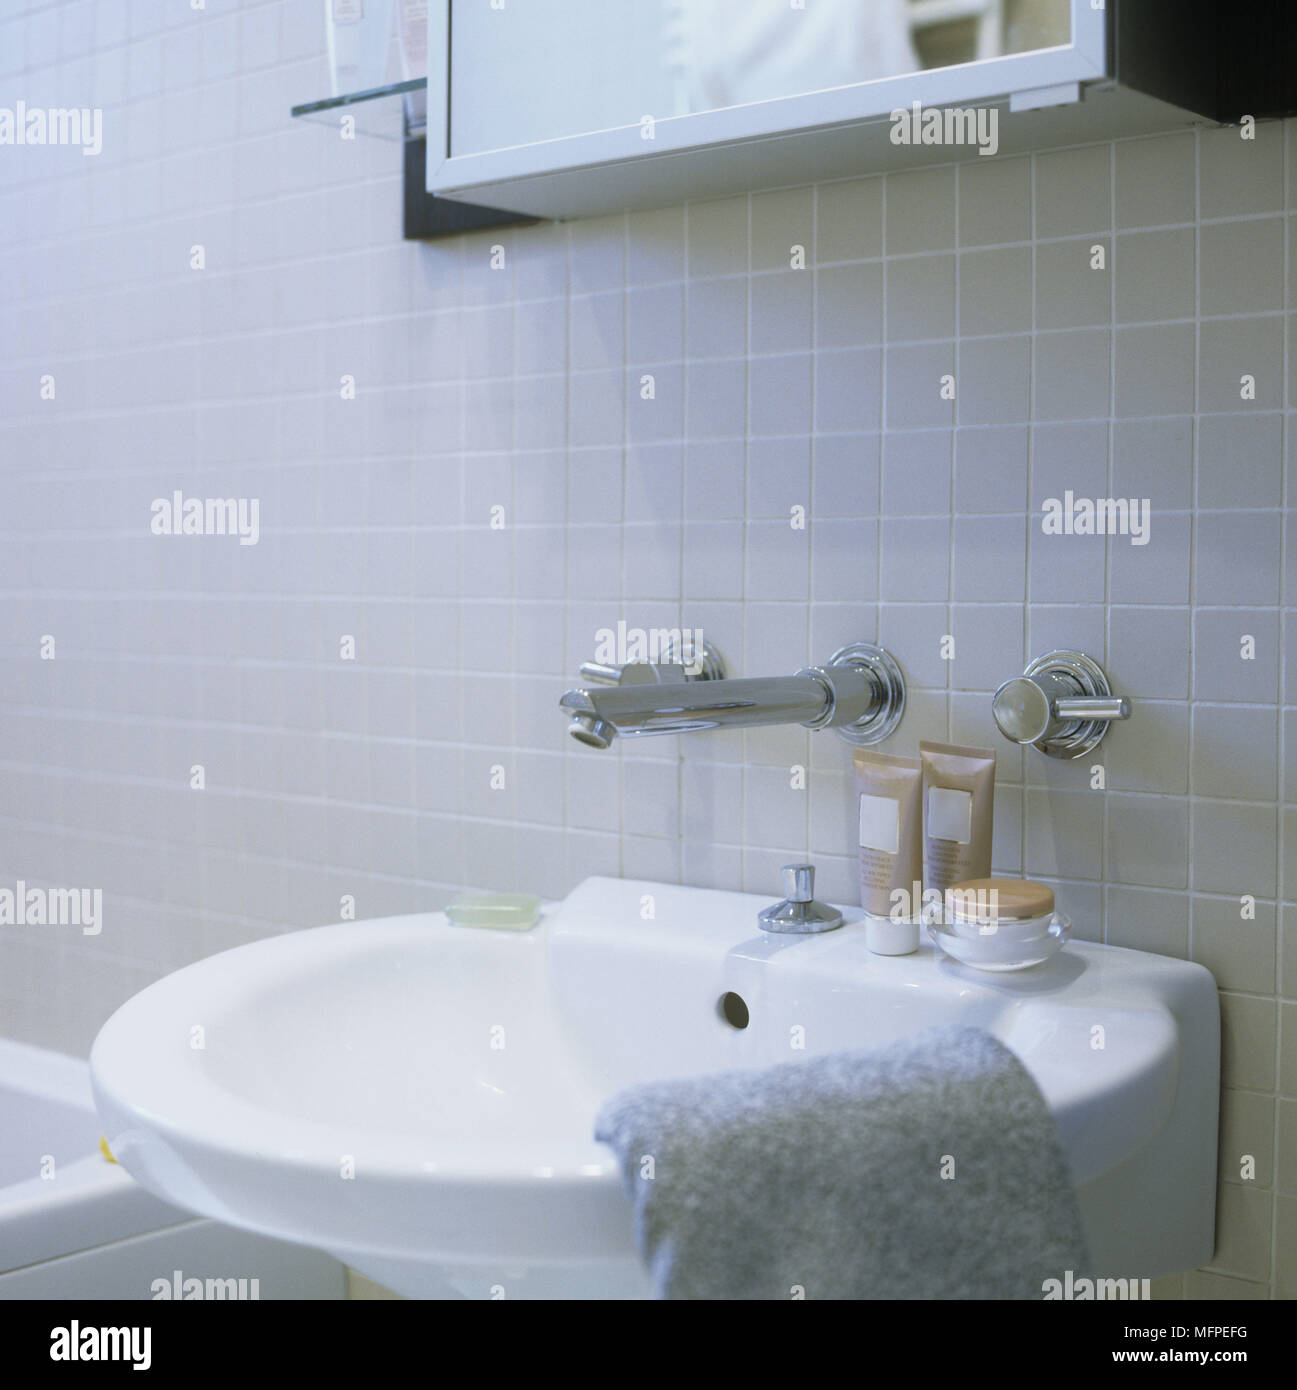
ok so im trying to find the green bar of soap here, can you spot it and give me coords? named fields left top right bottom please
left=444, top=893, right=542, bottom=930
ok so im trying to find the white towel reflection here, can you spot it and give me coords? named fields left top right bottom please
left=665, top=0, right=921, bottom=114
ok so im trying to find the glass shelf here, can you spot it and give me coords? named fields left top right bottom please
left=291, top=77, right=426, bottom=143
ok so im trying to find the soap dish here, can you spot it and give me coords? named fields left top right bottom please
left=927, top=913, right=1070, bottom=971
left=444, top=893, right=542, bottom=930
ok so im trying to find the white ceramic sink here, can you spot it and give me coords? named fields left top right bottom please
left=91, top=876, right=1219, bottom=1299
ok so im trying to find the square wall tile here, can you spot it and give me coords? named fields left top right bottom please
left=1030, top=420, right=1109, bottom=507
left=683, top=440, right=744, bottom=518
left=815, top=262, right=883, bottom=349
left=1218, top=1087, right=1275, bottom=1188
left=687, top=195, right=748, bottom=277
left=749, top=437, right=810, bottom=517
left=686, top=359, right=748, bottom=438
left=884, top=341, right=956, bottom=429
left=1115, top=323, right=1196, bottom=417
left=1036, top=238, right=1111, bottom=331
left=879, top=604, right=949, bottom=688
left=1114, top=228, right=1196, bottom=324
left=1104, top=702, right=1190, bottom=795
left=1107, top=794, right=1189, bottom=888
left=1208, top=1182, right=1274, bottom=1281
left=816, top=177, right=885, bottom=263
left=879, top=517, right=950, bottom=603
left=811, top=434, right=880, bottom=517
left=570, top=291, right=624, bottom=371
left=1029, top=530, right=1106, bottom=604
left=744, top=763, right=808, bottom=849
left=811, top=518, right=878, bottom=604
left=744, top=519, right=809, bottom=601
left=687, top=277, right=747, bottom=359
left=958, top=334, right=1031, bottom=426
left=1034, top=329, right=1111, bottom=421
left=952, top=514, right=1028, bottom=602
left=1200, top=218, right=1284, bottom=318
left=815, top=348, right=883, bottom=434
left=1200, top=123, right=1285, bottom=218
left=954, top=426, right=1029, bottom=513
left=1219, top=993, right=1277, bottom=1091
left=1025, top=786, right=1104, bottom=880
left=1200, top=315, right=1284, bottom=412
left=751, top=187, right=813, bottom=273
left=1193, top=801, right=1278, bottom=898
left=749, top=354, right=812, bottom=437
left=1035, top=143, right=1112, bottom=239
left=1109, top=607, right=1190, bottom=699
left=1195, top=512, right=1282, bottom=605
left=881, top=429, right=951, bottom=514
left=626, top=283, right=684, bottom=364
left=886, top=166, right=956, bottom=254
left=1192, top=703, right=1278, bottom=801
left=1193, top=609, right=1279, bottom=703
left=960, top=246, right=1033, bottom=336
left=1107, top=883, right=1189, bottom=957
left=886, top=254, right=955, bottom=342
left=1193, top=895, right=1277, bottom=995
left=1109, top=512, right=1191, bottom=605
left=1197, top=414, right=1283, bottom=510
left=1114, top=133, right=1196, bottom=229
left=627, top=206, right=685, bottom=284
left=949, top=603, right=1024, bottom=690
left=1028, top=603, right=1107, bottom=665
left=684, top=520, right=744, bottom=600
left=958, top=156, right=1031, bottom=247
left=750, top=272, right=812, bottom=355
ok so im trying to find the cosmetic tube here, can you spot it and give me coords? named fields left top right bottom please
left=853, top=749, right=923, bottom=952
left=919, top=740, right=996, bottom=898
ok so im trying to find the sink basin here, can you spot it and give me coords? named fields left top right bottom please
left=90, top=876, right=1219, bottom=1299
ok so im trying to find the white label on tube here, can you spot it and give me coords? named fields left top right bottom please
left=928, top=787, right=972, bottom=844
left=858, top=792, right=899, bottom=855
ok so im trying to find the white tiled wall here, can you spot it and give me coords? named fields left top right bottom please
left=0, top=0, right=1294, bottom=1298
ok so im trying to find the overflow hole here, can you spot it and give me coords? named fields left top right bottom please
left=718, top=991, right=749, bottom=1030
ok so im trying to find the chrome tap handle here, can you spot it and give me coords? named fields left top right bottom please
left=576, top=640, right=727, bottom=688
left=578, top=661, right=627, bottom=685
left=1054, top=694, right=1130, bottom=723
left=992, top=652, right=1130, bottom=759
left=578, top=660, right=689, bottom=686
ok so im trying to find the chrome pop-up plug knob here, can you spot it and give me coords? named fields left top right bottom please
left=757, top=864, right=844, bottom=935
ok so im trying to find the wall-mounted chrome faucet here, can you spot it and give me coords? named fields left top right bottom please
left=560, top=640, right=906, bottom=750
left=992, top=650, right=1130, bottom=759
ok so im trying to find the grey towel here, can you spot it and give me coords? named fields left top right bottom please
left=594, top=1025, right=1091, bottom=1300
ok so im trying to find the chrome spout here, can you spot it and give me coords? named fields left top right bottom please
left=566, top=711, right=617, bottom=749
left=561, top=673, right=836, bottom=739
left=559, top=641, right=906, bottom=749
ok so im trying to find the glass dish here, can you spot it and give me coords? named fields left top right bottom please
left=927, top=913, right=1071, bottom=972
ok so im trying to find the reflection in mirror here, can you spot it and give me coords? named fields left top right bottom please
left=912, top=0, right=1072, bottom=74
left=449, top=0, right=1072, bottom=157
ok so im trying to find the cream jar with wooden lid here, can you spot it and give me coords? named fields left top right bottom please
left=931, top=877, right=1071, bottom=971
left=944, top=878, right=1055, bottom=939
